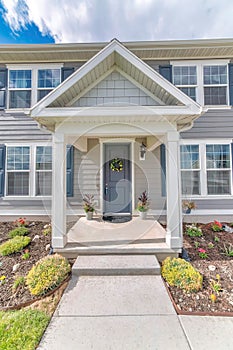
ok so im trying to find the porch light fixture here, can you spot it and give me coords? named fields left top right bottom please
left=140, top=142, right=147, bottom=160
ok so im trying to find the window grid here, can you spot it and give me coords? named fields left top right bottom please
left=181, top=142, right=232, bottom=197
left=5, top=145, right=53, bottom=197
left=7, top=66, right=62, bottom=108
left=172, top=61, right=229, bottom=106
left=37, top=69, right=61, bottom=102
left=6, top=146, right=30, bottom=196
left=180, top=145, right=200, bottom=195
left=35, top=146, right=52, bottom=196
left=173, top=66, right=197, bottom=101
left=206, top=144, right=231, bottom=195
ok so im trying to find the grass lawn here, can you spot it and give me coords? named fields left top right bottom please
left=0, top=309, right=50, bottom=350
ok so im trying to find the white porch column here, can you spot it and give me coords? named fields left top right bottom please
left=165, top=131, right=183, bottom=250
left=52, top=132, right=67, bottom=248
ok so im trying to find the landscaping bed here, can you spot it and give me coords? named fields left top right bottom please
left=0, top=221, right=52, bottom=308
left=165, top=222, right=233, bottom=314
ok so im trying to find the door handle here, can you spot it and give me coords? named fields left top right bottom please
left=105, top=184, right=108, bottom=195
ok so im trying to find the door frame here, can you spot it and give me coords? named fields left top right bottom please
left=99, top=138, right=135, bottom=214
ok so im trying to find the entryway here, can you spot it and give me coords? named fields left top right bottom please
left=103, top=143, right=132, bottom=221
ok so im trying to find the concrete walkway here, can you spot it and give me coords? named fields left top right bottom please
left=38, top=256, right=233, bottom=350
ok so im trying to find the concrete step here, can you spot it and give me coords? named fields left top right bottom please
left=55, top=242, right=179, bottom=261
left=72, top=255, right=161, bottom=276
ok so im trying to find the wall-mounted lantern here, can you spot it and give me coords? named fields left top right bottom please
left=139, top=142, right=147, bottom=160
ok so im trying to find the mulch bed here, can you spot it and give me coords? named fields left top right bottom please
left=166, top=222, right=233, bottom=314
left=0, top=221, right=51, bottom=308
left=0, top=220, right=233, bottom=314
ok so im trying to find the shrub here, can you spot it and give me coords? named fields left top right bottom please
left=0, top=236, right=31, bottom=256
left=8, top=226, right=29, bottom=238
left=26, top=254, right=71, bottom=296
left=185, top=224, right=202, bottom=237
left=161, top=257, right=203, bottom=292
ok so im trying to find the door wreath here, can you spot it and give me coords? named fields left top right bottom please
left=110, top=158, right=123, bottom=172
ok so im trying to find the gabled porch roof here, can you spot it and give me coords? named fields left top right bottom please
left=30, top=39, right=204, bottom=132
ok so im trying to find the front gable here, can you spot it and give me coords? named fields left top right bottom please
left=30, top=39, right=203, bottom=131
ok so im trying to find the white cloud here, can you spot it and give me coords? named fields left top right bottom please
left=1, top=0, right=233, bottom=43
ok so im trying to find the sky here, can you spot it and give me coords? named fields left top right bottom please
left=0, top=0, right=233, bottom=44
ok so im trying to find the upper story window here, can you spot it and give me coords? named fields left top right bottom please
left=7, top=65, right=62, bottom=109
left=203, top=65, right=227, bottom=105
left=9, top=70, right=32, bottom=108
left=172, top=60, right=229, bottom=106
left=37, top=69, right=61, bottom=101
left=173, top=66, right=197, bottom=101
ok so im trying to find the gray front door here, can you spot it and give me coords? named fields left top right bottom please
left=103, top=143, right=132, bottom=215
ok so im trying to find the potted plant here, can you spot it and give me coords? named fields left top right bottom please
left=182, top=200, right=196, bottom=214
left=137, top=191, right=150, bottom=219
left=83, top=194, right=96, bottom=220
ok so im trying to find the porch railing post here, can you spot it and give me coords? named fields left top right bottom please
left=52, top=132, right=67, bottom=248
left=165, top=131, right=183, bottom=250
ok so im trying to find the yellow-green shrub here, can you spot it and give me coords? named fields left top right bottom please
left=0, top=236, right=31, bottom=256
left=8, top=227, right=29, bottom=238
left=161, top=257, right=203, bottom=292
left=26, top=254, right=71, bottom=296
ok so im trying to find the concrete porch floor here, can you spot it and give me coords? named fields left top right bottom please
left=55, top=217, right=179, bottom=260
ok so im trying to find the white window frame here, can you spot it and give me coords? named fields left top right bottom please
left=4, top=143, right=52, bottom=199
left=35, top=145, right=52, bottom=196
left=6, top=64, right=63, bottom=111
left=173, top=65, right=197, bottom=101
left=171, top=60, right=230, bottom=107
left=180, top=139, right=233, bottom=199
left=180, top=144, right=201, bottom=195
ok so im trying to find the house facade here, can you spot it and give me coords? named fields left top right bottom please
left=0, top=38, right=233, bottom=251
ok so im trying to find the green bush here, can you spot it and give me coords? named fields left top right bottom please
left=26, top=254, right=71, bottom=296
left=8, top=226, right=29, bottom=238
left=0, top=236, right=31, bottom=256
left=161, top=257, right=203, bottom=292
left=185, top=224, right=202, bottom=237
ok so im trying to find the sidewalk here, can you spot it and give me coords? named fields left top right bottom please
left=38, top=256, right=233, bottom=350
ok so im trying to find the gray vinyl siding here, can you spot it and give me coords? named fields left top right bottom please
left=72, top=139, right=100, bottom=207
left=191, top=198, right=233, bottom=210
left=0, top=111, right=51, bottom=142
left=134, top=141, right=166, bottom=210
left=181, top=108, right=233, bottom=139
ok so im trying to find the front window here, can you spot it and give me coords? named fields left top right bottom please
left=173, top=66, right=197, bottom=101
left=9, top=70, right=31, bottom=108
left=6, top=146, right=30, bottom=195
left=203, top=65, right=228, bottom=105
left=37, top=69, right=60, bottom=101
left=180, top=145, right=200, bottom=195
left=36, top=146, right=52, bottom=195
left=206, top=144, right=231, bottom=194
left=180, top=142, right=232, bottom=197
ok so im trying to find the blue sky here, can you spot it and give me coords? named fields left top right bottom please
left=0, top=0, right=233, bottom=44
left=0, top=3, right=54, bottom=43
